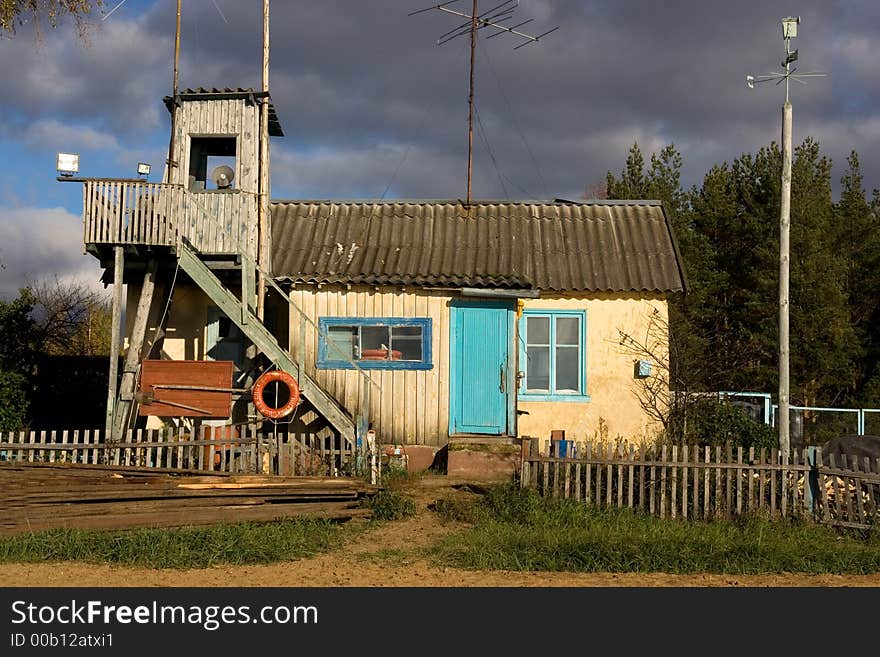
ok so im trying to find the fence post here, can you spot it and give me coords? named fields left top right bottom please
left=805, top=446, right=818, bottom=514
left=520, top=437, right=530, bottom=488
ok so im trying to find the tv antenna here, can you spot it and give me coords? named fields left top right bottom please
left=745, top=16, right=827, bottom=455
left=410, top=1, right=558, bottom=205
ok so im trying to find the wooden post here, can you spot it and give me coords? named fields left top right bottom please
left=257, top=0, right=270, bottom=320
left=520, top=437, right=530, bottom=487
left=111, top=258, right=158, bottom=442
left=165, top=0, right=182, bottom=182
left=778, top=100, right=793, bottom=454
left=105, top=246, right=124, bottom=438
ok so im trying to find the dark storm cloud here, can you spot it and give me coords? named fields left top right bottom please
left=0, top=0, right=877, bottom=201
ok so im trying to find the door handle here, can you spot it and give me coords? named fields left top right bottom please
left=499, top=364, right=506, bottom=393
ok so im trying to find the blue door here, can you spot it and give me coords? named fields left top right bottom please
left=450, top=300, right=513, bottom=435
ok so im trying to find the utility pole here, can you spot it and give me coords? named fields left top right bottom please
left=746, top=17, right=826, bottom=454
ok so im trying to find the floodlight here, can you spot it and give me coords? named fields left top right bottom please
left=137, top=162, right=151, bottom=178
left=746, top=75, right=755, bottom=89
left=782, top=16, right=799, bottom=39
left=56, top=152, right=79, bottom=176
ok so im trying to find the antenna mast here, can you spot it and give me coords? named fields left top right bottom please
left=165, top=0, right=182, bottom=183
left=746, top=17, right=827, bottom=455
left=410, top=1, right=558, bottom=205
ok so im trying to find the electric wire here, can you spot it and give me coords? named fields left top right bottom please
left=474, top=102, right=510, bottom=199
left=481, top=40, right=549, bottom=199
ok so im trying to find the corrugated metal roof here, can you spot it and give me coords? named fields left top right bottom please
left=270, top=200, right=687, bottom=293
left=162, top=87, right=284, bottom=136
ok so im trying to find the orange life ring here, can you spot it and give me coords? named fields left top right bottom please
left=252, top=370, right=301, bottom=419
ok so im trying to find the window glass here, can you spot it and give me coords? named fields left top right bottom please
left=318, top=318, right=431, bottom=370
left=526, top=346, right=550, bottom=391
left=555, top=346, right=579, bottom=391
left=360, top=325, right=391, bottom=359
left=327, top=326, right=357, bottom=360
left=527, top=316, right=550, bottom=344
left=520, top=311, right=585, bottom=398
left=556, top=317, right=580, bottom=345
left=392, top=326, right=423, bottom=361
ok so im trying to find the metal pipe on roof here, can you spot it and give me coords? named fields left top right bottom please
left=460, top=287, right=540, bottom=299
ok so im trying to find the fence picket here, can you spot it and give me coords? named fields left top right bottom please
left=865, top=457, right=877, bottom=521
left=585, top=442, right=592, bottom=504
left=851, top=458, right=866, bottom=526
left=628, top=444, right=635, bottom=510
left=565, top=449, right=572, bottom=499
left=691, top=445, right=698, bottom=519
left=828, top=453, right=840, bottom=522
left=616, top=444, right=623, bottom=508
left=681, top=444, right=688, bottom=519
left=605, top=443, right=613, bottom=507
left=702, top=447, right=709, bottom=519
left=769, top=448, right=778, bottom=516
left=659, top=445, right=667, bottom=519
left=671, top=444, right=678, bottom=520
left=542, top=445, right=550, bottom=496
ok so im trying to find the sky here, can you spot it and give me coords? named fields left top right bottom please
left=0, top=0, right=877, bottom=299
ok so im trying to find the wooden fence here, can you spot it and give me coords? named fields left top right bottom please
left=520, top=438, right=880, bottom=530
left=0, top=427, right=357, bottom=478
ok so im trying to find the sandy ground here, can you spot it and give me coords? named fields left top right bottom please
left=2, top=475, right=879, bottom=588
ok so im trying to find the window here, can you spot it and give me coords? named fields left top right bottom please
left=317, top=318, right=432, bottom=370
left=518, top=310, right=589, bottom=401
left=188, top=136, right=237, bottom=191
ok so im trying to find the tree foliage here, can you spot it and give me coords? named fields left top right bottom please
left=606, top=138, right=880, bottom=431
left=0, top=279, right=112, bottom=430
left=0, top=289, right=40, bottom=429
left=0, top=0, right=101, bottom=37
left=29, top=277, right=112, bottom=357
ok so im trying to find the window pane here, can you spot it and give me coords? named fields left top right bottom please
left=327, top=326, right=357, bottom=360
left=526, top=346, right=550, bottom=391
left=556, top=317, right=580, bottom=346
left=555, top=346, right=580, bottom=392
left=391, top=326, right=423, bottom=361
left=527, top=316, right=550, bottom=344
left=360, top=325, right=391, bottom=359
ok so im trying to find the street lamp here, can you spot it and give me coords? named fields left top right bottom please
left=746, top=17, right=826, bottom=455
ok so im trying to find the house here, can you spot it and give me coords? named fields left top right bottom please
left=78, top=88, right=687, bottom=475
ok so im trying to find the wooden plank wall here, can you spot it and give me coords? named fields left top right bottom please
left=172, top=98, right=260, bottom=260
left=287, top=284, right=451, bottom=446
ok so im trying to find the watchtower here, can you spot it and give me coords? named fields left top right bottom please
left=71, top=89, right=356, bottom=447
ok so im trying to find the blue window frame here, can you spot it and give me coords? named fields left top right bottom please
left=518, top=310, right=589, bottom=402
left=317, top=317, right=433, bottom=370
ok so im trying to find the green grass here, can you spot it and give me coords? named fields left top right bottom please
left=365, top=490, right=417, bottom=521
left=0, top=519, right=350, bottom=569
left=430, top=483, right=880, bottom=575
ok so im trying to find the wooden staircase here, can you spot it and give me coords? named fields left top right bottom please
left=176, top=241, right=356, bottom=445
